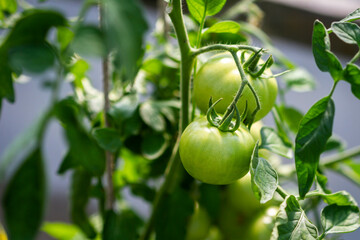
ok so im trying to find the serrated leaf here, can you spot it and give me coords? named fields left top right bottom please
left=271, top=195, right=318, bottom=240
left=321, top=204, right=360, bottom=235
left=154, top=187, right=194, bottom=240
left=277, top=105, right=303, bottom=133
left=42, top=222, right=82, bottom=240
left=340, top=8, right=360, bottom=23
left=259, top=127, right=293, bottom=159
left=306, top=190, right=358, bottom=206
left=141, top=132, right=169, bottom=160
left=186, top=0, right=227, bottom=23
left=312, top=20, right=343, bottom=81
left=281, top=68, right=316, bottom=92
left=102, top=209, right=143, bottom=240
left=139, top=101, right=166, bottom=132
left=332, top=22, right=360, bottom=45
left=103, top=0, right=148, bottom=82
left=70, top=169, right=97, bottom=238
left=250, top=142, right=278, bottom=204
left=295, top=97, right=335, bottom=198
left=92, top=128, right=122, bottom=152
left=2, top=148, right=46, bottom=240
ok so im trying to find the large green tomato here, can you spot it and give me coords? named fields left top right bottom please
left=247, top=207, right=278, bottom=240
left=194, top=53, right=278, bottom=122
left=179, top=117, right=255, bottom=185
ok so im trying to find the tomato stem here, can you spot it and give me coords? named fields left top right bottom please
left=141, top=0, right=194, bottom=239
left=350, top=48, right=360, bottom=64
left=276, top=185, right=289, bottom=199
left=191, top=44, right=263, bottom=57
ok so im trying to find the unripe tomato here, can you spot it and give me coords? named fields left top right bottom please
left=179, top=117, right=255, bottom=185
left=194, top=53, right=278, bottom=122
left=226, top=173, right=262, bottom=216
left=186, top=204, right=211, bottom=240
left=247, top=207, right=278, bottom=240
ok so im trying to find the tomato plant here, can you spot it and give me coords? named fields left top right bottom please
left=179, top=117, right=255, bottom=185
left=0, top=0, right=360, bottom=240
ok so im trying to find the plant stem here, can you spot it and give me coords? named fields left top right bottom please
left=276, top=185, right=289, bottom=199
left=141, top=0, right=194, bottom=239
left=322, top=145, right=360, bottom=167
left=192, top=44, right=262, bottom=57
left=99, top=2, right=114, bottom=211
left=350, top=49, right=360, bottom=64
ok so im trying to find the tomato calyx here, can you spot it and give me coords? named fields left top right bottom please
left=206, top=97, right=243, bottom=132
left=242, top=49, right=274, bottom=78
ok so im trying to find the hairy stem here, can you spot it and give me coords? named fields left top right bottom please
left=192, top=44, right=263, bottom=57
left=140, top=0, right=194, bottom=239
left=276, top=185, right=289, bottom=199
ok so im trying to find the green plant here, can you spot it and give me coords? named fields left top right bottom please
left=0, top=0, right=360, bottom=240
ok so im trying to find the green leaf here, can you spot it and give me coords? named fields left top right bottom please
left=57, top=26, right=74, bottom=51
left=312, top=20, right=343, bottom=81
left=321, top=204, right=360, bottom=235
left=259, top=127, right=293, bottom=159
left=324, top=135, right=345, bottom=152
left=72, top=25, right=106, bottom=57
left=8, top=43, right=56, bottom=73
left=332, top=22, right=360, bottom=46
left=0, top=111, right=49, bottom=180
left=295, top=97, right=335, bottom=198
left=186, top=0, right=227, bottom=24
left=92, top=128, right=122, bottom=152
left=55, top=98, right=105, bottom=176
left=155, top=187, right=194, bottom=240
left=129, top=183, right=156, bottom=202
left=2, top=148, right=46, bottom=240
left=250, top=142, right=278, bottom=204
left=203, top=20, right=240, bottom=34
left=42, top=222, right=82, bottom=240
left=139, top=101, right=166, bottom=132
left=340, top=8, right=360, bottom=23
left=277, top=105, right=303, bottom=133
left=305, top=190, right=358, bottom=206
left=70, top=169, right=97, bottom=238
left=281, top=68, right=316, bottom=92
left=350, top=82, right=360, bottom=100
left=271, top=196, right=318, bottom=240
left=141, top=132, right=169, bottom=160
left=0, top=60, right=15, bottom=103
left=344, top=63, right=360, bottom=85
left=102, top=209, right=143, bottom=240
left=103, top=0, right=148, bottom=82
left=108, top=94, right=139, bottom=123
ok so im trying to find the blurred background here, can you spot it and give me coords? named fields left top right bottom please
left=0, top=0, right=359, bottom=239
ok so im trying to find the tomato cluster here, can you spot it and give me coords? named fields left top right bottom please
left=179, top=52, right=278, bottom=185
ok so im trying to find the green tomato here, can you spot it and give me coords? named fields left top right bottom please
left=194, top=53, right=278, bottom=122
left=186, top=204, right=211, bottom=240
left=226, top=173, right=262, bottom=216
left=179, top=117, right=255, bottom=185
left=247, top=207, right=278, bottom=240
